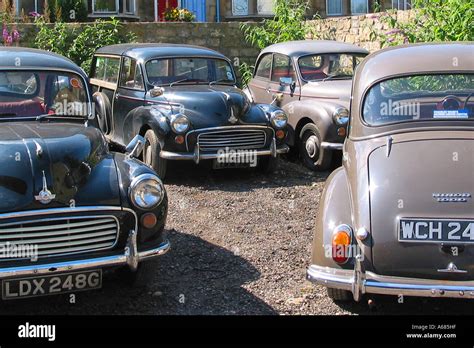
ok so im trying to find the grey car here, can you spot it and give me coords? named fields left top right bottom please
left=307, top=42, right=474, bottom=301
left=245, top=40, right=368, bottom=171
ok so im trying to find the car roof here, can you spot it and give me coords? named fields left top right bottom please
left=350, top=42, right=474, bottom=138
left=260, top=40, right=369, bottom=58
left=95, top=43, right=229, bottom=61
left=0, top=47, right=86, bottom=76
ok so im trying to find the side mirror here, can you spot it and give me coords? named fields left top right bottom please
left=126, top=135, right=145, bottom=158
left=150, top=86, right=165, bottom=98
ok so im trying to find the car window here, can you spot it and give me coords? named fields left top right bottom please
left=0, top=71, right=89, bottom=118
left=255, top=54, right=272, bottom=80
left=271, top=54, right=296, bottom=83
left=119, top=57, right=144, bottom=90
left=91, top=56, right=120, bottom=84
left=362, top=73, right=474, bottom=125
left=298, top=53, right=366, bottom=81
left=145, top=58, right=236, bottom=86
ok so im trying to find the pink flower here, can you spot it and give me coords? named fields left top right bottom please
left=385, top=29, right=402, bottom=35
left=6, top=35, right=13, bottom=45
left=2, top=26, right=8, bottom=41
left=12, top=30, right=20, bottom=42
left=29, top=11, right=41, bottom=17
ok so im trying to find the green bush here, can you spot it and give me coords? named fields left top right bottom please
left=372, top=0, right=473, bottom=46
left=58, top=0, right=88, bottom=22
left=34, top=17, right=136, bottom=72
left=240, top=0, right=315, bottom=50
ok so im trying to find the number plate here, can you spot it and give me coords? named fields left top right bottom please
left=399, top=218, right=474, bottom=243
left=2, top=270, right=102, bottom=300
left=212, top=159, right=251, bottom=169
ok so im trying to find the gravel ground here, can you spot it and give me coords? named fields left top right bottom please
left=2, top=158, right=474, bottom=315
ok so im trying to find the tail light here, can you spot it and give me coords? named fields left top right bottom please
left=332, top=224, right=353, bottom=264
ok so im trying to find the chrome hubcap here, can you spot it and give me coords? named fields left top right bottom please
left=305, top=135, right=319, bottom=159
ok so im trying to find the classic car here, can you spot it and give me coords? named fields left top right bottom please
left=245, top=40, right=368, bottom=171
left=307, top=42, right=474, bottom=301
left=89, top=44, right=290, bottom=178
left=0, top=47, right=169, bottom=299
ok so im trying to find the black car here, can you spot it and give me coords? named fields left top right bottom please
left=0, top=47, right=169, bottom=300
left=89, top=43, right=290, bottom=178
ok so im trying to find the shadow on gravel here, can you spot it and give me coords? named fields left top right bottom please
left=0, top=230, right=276, bottom=315
left=331, top=294, right=474, bottom=315
left=164, top=158, right=329, bottom=192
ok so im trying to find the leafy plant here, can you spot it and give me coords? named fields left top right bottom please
left=371, top=0, right=473, bottom=46
left=34, top=17, right=136, bottom=72
left=163, top=7, right=195, bottom=22
left=239, top=62, right=255, bottom=88
left=240, top=0, right=316, bottom=50
left=58, top=0, right=88, bottom=22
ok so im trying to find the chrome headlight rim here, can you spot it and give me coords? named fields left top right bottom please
left=270, top=110, right=288, bottom=129
left=332, top=107, right=349, bottom=126
left=171, top=113, right=190, bottom=134
left=129, top=173, right=165, bottom=210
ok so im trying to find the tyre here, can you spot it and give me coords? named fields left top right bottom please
left=327, top=288, right=352, bottom=301
left=143, top=130, right=168, bottom=179
left=118, top=260, right=156, bottom=288
left=258, top=155, right=278, bottom=174
left=299, top=123, right=332, bottom=171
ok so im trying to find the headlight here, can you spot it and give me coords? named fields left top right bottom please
left=129, top=174, right=165, bottom=209
left=171, top=114, right=190, bottom=134
left=333, top=107, right=349, bottom=125
left=270, top=110, right=288, bottom=129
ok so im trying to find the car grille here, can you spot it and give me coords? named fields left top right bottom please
left=0, top=215, right=119, bottom=258
left=197, top=129, right=267, bottom=152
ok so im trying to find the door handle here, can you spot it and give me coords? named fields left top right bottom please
left=115, top=93, right=120, bottom=100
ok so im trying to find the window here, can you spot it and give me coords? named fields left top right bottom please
left=327, top=0, right=343, bottom=15
left=93, top=0, right=118, bottom=12
left=391, top=0, right=411, bottom=10
left=351, top=0, right=368, bottom=14
left=298, top=53, right=366, bottom=81
left=255, top=54, right=273, bottom=80
left=271, top=54, right=296, bottom=83
left=91, top=56, right=121, bottom=84
left=232, top=0, right=249, bottom=15
left=120, top=57, right=144, bottom=90
left=16, top=0, right=45, bottom=15
left=145, top=58, right=236, bottom=86
left=257, top=0, right=275, bottom=15
left=363, top=74, right=474, bottom=125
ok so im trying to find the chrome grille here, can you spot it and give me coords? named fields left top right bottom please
left=198, top=129, right=267, bottom=152
left=0, top=215, right=119, bottom=258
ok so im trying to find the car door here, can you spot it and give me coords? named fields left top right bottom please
left=248, top=53, right=274, bottom=104
left=267, top=53, right=300, bottom=107
left=90, top=55, right=121, bottom=138
left=113, top=56, right=146, bottom=145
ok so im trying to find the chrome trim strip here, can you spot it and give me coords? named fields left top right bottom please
left=307, top=264, right=474, bottom=300
left=321, top=142, right=344, bottom=150
left=160, top=145, right=290, bottom=161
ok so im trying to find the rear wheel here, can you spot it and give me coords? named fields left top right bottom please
left=143, top=130, right=168, bottom=179
left=299, top=123, right=332, bottom=171
left=327, top=288, right=352, bottom=301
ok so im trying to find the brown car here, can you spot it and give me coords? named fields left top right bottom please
left=307, top=42, right=474, bottom=301
left=245, top=40, right=368, bottom=171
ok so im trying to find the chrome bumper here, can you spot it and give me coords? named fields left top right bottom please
left=307, top=260, right=474, bottom=301
left=321, top=142, right=343, bottom=151
left=0, top=230, right=170, bottom=280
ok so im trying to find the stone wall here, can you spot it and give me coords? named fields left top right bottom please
left=307, top=10, right=414, bottom=52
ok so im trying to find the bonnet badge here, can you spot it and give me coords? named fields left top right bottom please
left=228, top=107, right=238, bottom=124
left=35, top=171, right=56, bottom=205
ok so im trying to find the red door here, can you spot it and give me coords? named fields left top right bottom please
left=158, top=0, right=178, bottom=20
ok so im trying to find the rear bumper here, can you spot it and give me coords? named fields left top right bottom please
left=321, top=142, right=343, bottom=151
left=0, top=230, right=170, bottom=280
left=307, top=262, right=474, bottom=301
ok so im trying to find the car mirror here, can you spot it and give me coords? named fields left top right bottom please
left=126, top=135, right=145, bottom=158
left=150, top=86, right=165, bottom=98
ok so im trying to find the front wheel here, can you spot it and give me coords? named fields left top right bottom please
left=118, top=261, right=156, bottom=288
left=299, top=123, right=332, bottom=171
left=258, top=155, right=278, bottom=174
left=143, top=130, right=168, bottom=179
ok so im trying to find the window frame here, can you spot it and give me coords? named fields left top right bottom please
left=119, top=56, right=145, bottom=91
left=270, top=53, right=297, bottom=84
left=326, top=0, right=343, bottom=16
left=254, top=53, right=274, bottom=81
left=89, top=55, right=122, bottom=90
